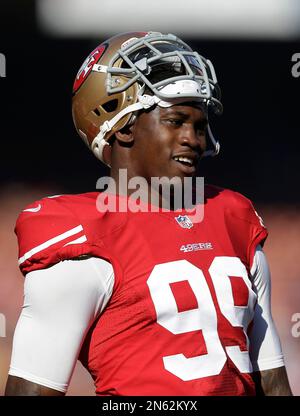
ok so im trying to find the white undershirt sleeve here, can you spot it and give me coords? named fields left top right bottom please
left=8, top=257, right=114, bottom=393
left=249, top=245, right=285, bottom=372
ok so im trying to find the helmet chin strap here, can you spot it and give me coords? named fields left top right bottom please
left=91, top=80, right=220, bottom=164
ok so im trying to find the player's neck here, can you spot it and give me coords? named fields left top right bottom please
left=106, top=171, right=202, bottom=211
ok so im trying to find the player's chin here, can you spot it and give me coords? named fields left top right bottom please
left=155, top=173, right=195, bottom=190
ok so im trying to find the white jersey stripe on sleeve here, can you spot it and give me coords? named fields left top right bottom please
left=18, top=225, right=85, bottom=265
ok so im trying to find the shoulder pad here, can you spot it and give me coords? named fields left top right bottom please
left=16, top=195, right=88, bottom=274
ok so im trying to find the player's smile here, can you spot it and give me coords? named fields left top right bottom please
left=171, top=150, right=199, bottom=174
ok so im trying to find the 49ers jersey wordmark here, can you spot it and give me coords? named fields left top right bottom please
left=16, top=185, right=268, bottom=395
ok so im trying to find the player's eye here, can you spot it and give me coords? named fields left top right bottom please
left=167, top=118, right=183, bottom=126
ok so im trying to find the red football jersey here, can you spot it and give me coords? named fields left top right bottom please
left=16, top=185, right=267, bottom=396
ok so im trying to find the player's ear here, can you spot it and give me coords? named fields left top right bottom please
left=115, top=124, right=134, bottom=143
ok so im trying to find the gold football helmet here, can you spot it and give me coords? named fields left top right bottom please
left=72, top=31, right=222, bottom=166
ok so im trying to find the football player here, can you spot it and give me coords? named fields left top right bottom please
left=5, top=32, right=292, bottom=396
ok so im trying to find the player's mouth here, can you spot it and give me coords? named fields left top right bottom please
left=172, top=153, right=198, bottom=173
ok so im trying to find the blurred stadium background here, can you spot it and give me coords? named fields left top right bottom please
left=0, top=0, right=300, bottom=395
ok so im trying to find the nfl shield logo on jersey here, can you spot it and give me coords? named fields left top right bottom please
left=175, top=215, right=193, bottom=229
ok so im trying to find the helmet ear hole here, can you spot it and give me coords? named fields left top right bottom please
left=92, top=99, right=119, bottom=118
left=93, top=108, right=101, bottom=116
left=102, top=99, right=119, bottom=113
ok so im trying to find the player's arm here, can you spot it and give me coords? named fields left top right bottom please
left=5, top=257, right=114, bottom=396
left=249, top=246, right=293, bottom=396
left=252, top=367, right=292, bottom=396
left=5, top=376, right=65, bottom=396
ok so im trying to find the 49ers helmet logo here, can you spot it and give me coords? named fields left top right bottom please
left=73, top=44, right=107, bottom=93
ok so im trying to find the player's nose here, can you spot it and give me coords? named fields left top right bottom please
left=178, top=125, right=207, bottom=156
